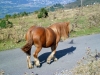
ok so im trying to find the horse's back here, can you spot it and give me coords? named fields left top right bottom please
left=25, top=25, right=37, bottom=40
left=45, top=27, right=56, bottom=47
left=31, top=27, right=56, bottom=48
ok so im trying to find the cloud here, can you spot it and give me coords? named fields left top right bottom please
left=16, top=0, right=51, bottom=8
left=16, top=2, right=41, bottom=8
left=0, top=1, right=16, bottom=4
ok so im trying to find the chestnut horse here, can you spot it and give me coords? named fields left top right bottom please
left=21, top=22, right=70, bottom=69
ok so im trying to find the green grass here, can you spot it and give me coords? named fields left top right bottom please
left=70, top=26, right=100, bottom=37
left=0, top=40, right=25, bottom=51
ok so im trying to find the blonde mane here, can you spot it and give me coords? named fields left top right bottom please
left=49, top=22, right=70, bottom=41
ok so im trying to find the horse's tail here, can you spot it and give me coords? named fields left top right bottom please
left=21, top=31, right=33, bottom=55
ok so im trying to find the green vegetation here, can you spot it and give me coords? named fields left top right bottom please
left=38, top=8, right=48, bottom=18
left=0, top=19, right=13, bottom=28
left=4, top=11, right=29, bottom=19
left=0, top=40, right=25, bottom=51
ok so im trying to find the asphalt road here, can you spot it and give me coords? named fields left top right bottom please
left=0, top=34, right=100, bottom=75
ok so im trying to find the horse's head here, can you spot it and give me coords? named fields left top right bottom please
left=66, top=22, right=70, bottom=37
left=60, top=22, right=70, bottom=40
left=65, top=22, right=75, bottom=38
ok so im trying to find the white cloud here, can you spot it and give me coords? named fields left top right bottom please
left=0, top=1, right=16, bottom=4
left=16, top=2, right=41, bottom=8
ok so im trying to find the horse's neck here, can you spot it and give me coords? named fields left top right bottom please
left=50, top=26, right=61, bottom=39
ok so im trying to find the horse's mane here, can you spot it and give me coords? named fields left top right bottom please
left=49, top=22, right=70, bottom=40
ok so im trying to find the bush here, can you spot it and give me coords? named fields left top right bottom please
left=20, top=11, right=28, bottom=17
left=38, top=12, right=43, bottom=18
left=5, top=14, right=11, bottom=19
left=12, top=13, right=17, bottom=18
left=38, top=8, right=48, bottom=18
left=7, top=12, right=29, bottom=18
left=0, top=20, right=6, bottom=28
left=0, top=19, right=13, bottom=28
left=34, top=10, right=39, bottom=14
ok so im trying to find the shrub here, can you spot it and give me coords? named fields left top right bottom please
left=5, top=14, right=11, bottom=19
left=38, top=12, right=43, bottom=18
left=0, top=20, right=6, bottom=28
left=38, top=8, right=48, bottom=18
left=12, top=13, right=17, bottom=18
left=20, top=11, right=28, bottom=16
left=34, top=10, right=39, bottom=14
left=0, top=19, right=13, bottom=28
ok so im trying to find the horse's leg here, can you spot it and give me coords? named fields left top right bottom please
left=27, top=55, right=33, bottom=69
left=47, top=45, right=57, bottom=64
left=26, top=49, right=33, bottom=69
left=33, top=47, right=41, bottom=67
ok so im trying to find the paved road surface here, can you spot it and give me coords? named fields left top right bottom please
left=0, top=34, right=100, bottom=75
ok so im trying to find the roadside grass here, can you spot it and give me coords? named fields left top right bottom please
left=70, top=26, right=100, bottom=37
left=0, top=40, right=25, bottom=51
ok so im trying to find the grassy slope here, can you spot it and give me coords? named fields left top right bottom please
left=0, top=4, right=100, bottom=51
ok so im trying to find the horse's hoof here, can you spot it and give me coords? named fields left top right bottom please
left=54, top=58, right=58, bottom=61
left=47, top=60, right=51, bottom=64
left=35, top=62, right=40, bottom=67
left=28, top=65, right=33, bottom=69
left=35, top=63, right=40, bottom=67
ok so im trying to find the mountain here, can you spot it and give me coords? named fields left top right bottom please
left=0, top=0, right=75, bottom=18
left=45, top=0, right=100, bottom=12
left=46, top=3, right=65, bottom=11
left=65, top=0, right=100, bottom=8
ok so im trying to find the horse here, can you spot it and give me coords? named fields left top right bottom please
left=21, top=22, right=70, bottom=69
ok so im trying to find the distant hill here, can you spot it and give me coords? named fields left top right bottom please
left=46, top=4, right=64, bottom=11
left=65, top=0, right=100, bottom=8
left=47, top=0, right=100, bottom=11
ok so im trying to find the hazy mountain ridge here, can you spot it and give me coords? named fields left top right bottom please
left=64, top=0, right=100, bottom=8
left=0, top=0, right=75, bottom=18
left=45, top=0, right=100, bottom=12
